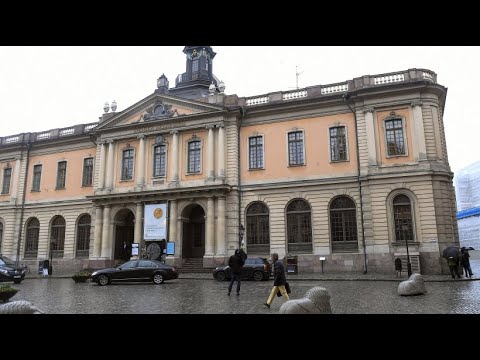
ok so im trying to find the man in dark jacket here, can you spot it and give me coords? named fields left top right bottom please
left=228, top=249, right=245, bottom=296
left=264, top=253, right=289, bottom=308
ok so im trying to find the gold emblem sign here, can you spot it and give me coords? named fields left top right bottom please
left=153, top=208, right=163, bottom=219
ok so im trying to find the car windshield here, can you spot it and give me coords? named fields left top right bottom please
left=0, top=256, right=15, bottom=266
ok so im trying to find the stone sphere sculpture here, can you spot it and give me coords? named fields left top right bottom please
left=398, top=273, right=427, bottom=296
left=279, top=286, right=332, bottom=314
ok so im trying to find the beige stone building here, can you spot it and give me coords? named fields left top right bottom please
left=0, top=46, right=458, bottom=275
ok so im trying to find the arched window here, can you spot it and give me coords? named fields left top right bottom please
left=393, top=194, right=414, bottom=243
left=51, top=216, right=65, bottom=257
left=330, top=197, right=358, bottom=253
left=25, top=218, right=40, bottom=258
left=0, top=221, right=3, bottom=253
left=246, top=202, right=270, bottom=254
left=286, top=199, right=312, bottom=253
left=76, top=214, right=91, bottom=258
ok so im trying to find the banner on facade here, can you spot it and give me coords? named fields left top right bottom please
left=144, top=203, right=168, bottom=240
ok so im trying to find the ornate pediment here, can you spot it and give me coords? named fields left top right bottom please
left=142, top=100, right=175, bottom=121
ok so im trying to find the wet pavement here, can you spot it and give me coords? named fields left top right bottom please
left=7, top=274, right=480, bottom=314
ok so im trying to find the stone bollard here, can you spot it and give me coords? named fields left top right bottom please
left=397, top=273, right=427, bottom=296
left=279, top=286, right=332, bottom=314
left=0, top=300, right=44, bottom=314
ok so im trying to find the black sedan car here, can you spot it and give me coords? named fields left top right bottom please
left=0, top=255, right=27, bottom=284
left=213, top=257, right=271, bottom=281
left=91, top=259, right=178, bottom=286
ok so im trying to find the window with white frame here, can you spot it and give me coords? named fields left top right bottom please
left=32, top=164, right=42, bottom=191
left=76, top=214, right=91, bottom=258
left=393, top=194, right=414, bottom=243
left=82, top=158, right=94, bottom=186
left=122, top=149, right=134, bottom=180
left=385, top=118, right=406, bottom=156
left=1, top=167, right=12, bottom=194
left=288, top=131, right=304, bottom=166
left=188, top=140, right=201, bottom=173
left=330, top=126, right=347, bottom=161
left=56, top=161, right=67, bottom=189
left=153, top=144, right=167, bottom=177
left=248, top=136, right=264, bottom=169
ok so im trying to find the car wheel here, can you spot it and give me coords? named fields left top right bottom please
left=253, top=271, right=264, bottom=281
left=13, top=280, right=22, bottom=284
left=153, top=273, right=165, bottom=284
left=215, top=271, right=226, bottom=281
left=97, top=274, right=110, bottom=286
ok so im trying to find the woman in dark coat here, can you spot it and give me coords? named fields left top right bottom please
left=461, top=248, right=473, bottom=278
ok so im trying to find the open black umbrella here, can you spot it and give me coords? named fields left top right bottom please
left=443, top=246, right=461, bottom=259
left=461, top=246, right=475, bottom=251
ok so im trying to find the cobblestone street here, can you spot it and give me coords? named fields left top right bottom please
left=8, top=275, right=480, bottom=314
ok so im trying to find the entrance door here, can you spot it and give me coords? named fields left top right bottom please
left=182, top=204, right=205, bottom=258
left=114, top=209, right=135, bottom=261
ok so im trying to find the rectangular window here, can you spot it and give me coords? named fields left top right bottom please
left=249, top=136, right=264, bottom=169
left=122, top=149, right=134, bottom=180
left=288, top=131, right=304, bottom=166
left=56, top=161, right=67, bottom=189
left=330, top=126, right=347, bottom=161
left=385, top=119, right=406, bottom=156
left=192, top=60, right=199, bottom=72
left=1, top=168, right=12, bottom=194
left=188, top=141, right=201, bottom=173
left=32, top=164, right=42, bottom=191
left=153, top=145, right=166, bottom=177
left=82, top=158, right=94, bottom=186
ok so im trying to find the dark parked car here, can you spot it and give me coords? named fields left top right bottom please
left=213, top=257, right=271, bottom=281
left=0, top=255, right=27, bottom=284
left=91, top=259, right=178, bottom=286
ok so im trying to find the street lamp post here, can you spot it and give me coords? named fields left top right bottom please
left=49, top=237, right=56, bottom=276
left=402, top=224, right=412, bottom=277
left=239, top=224, right=245, bottom=250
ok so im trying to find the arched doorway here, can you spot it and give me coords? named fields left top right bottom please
left=114, top=209, right=135, bottom=261
left=182, top=204, right=205, bottom=258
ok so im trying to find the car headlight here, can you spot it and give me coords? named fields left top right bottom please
left=0, top=269, right=8, bottom=275
left=91, top=271, right=98, bottom=276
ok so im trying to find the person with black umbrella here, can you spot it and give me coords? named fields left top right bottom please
left=443, top=246, right=462, bottom=279
left=461, top=247, right=474, bottom=278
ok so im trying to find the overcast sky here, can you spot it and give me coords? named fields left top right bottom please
left=0, top=46, right=479, bottom=173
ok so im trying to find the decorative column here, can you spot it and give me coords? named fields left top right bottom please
left=170, top=130, right=179, bottom=184
left=105, top=140, right=115, bottom=190
left=11, top=159, right=21, bottom=199
left=136, top=134, right=146, bottom=189
left=134, top=202, right=143, bottom=252
left=101, top=205, right=112, bottom=258
left=411, top=101, right=427, bottom=161
left=216, top=124, right=225, bottom=180
left=97, top=141, right=107, bottom=190
left=206, top=124, right=215, bottom=181
left=215, top=196, right=226, bottom=256
left=206, top=197, right=215, bottom=256
left=93, top=205, right=103, bottom=258
left=169, top=200, right=177, bottom=246
left=363, top=106, right=377, bottom=166
left=176, top=208, right=183, bottom=260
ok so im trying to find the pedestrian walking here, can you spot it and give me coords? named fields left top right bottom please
left=395, top=257, right=402, bottom=278
left=264, top=253, right=290, bottom=308
left=227, top=249, right=245, bottom=296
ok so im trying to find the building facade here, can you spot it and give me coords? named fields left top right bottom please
left=455, top=160, right=480, bottom=249
left=0, top=46, right=459, bottom=275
